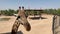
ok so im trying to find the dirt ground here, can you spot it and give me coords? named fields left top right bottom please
left=0, top=14, right=53, bottom=34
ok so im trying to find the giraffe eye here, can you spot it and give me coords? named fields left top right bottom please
left=16, top=16, right=20, bottom=20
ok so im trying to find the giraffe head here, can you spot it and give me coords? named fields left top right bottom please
left=18, top=6, right=31, bottom=31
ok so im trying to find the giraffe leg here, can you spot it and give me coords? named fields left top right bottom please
left=11, top=20, right=20, bottom=34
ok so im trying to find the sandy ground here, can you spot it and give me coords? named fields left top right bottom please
left=0, top=14, right=53, bottom=34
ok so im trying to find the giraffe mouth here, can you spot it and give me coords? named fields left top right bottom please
left=23, top=22, right=31, bottom=31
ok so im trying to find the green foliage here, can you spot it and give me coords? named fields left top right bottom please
left=0, top=8, right=60, bottom=16
left=37, top=11, right=41, bottom=15
left=15, top=10, right=18, bottom=14
left=44, top=8, right=60, bottom=15
left=0, top=9, right=16, bottom=16
left=57, top=9, right=60, bottom=15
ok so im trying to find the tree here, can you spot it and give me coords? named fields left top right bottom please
left=57, top=8, right=60, bottom=15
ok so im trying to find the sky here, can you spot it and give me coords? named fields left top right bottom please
left=0, top=0, right=60, bottom=10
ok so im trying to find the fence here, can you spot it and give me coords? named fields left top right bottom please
left=53, top=15, right=60, bottom=34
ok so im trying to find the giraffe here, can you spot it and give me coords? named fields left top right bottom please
left=11, top=6, right=31, bottom=34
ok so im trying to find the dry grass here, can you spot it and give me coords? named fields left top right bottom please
left=0, top=14, right=53, bottom=34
